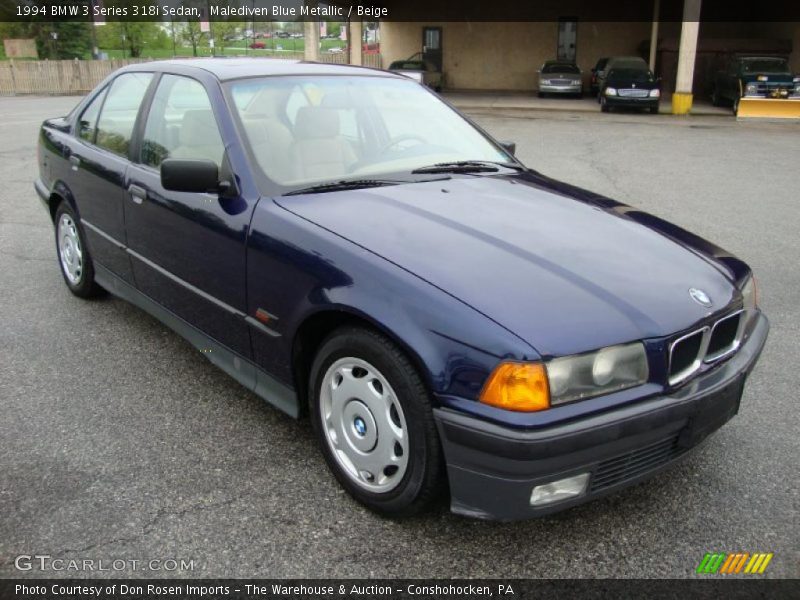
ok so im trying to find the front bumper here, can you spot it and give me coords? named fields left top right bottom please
left=606, top=95, right=659, bottom=108
left=540, top=83, right=582, bottom=94
left=434, top=312, right=769, bottom=521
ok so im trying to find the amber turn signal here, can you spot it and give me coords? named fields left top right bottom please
left=479, top=362, right=551, bottom=412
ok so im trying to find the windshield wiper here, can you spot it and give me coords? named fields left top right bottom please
left=411, top=160, right=523, bottom=174
left=284, top=179, right=404, bottom=196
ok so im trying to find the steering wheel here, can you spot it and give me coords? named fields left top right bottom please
left=379, top=134, right=428, bottom=155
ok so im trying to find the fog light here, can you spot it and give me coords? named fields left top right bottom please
left=530, top=473, right=589, bottom=506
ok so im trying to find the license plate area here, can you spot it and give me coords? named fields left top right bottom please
left=677, top=376, right=744, bottom=449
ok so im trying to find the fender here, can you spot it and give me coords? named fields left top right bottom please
left=246, top=200, right=538, bottom=404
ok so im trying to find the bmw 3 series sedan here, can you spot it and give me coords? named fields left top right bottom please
left=35, top=59, right=768, bottom=520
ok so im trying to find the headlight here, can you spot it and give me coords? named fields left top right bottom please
left=479, top=342, right=649, bottom=412
left=545, top=342, right=649, bottom=405
left=541, top=79, right=551, bottom=85
left=605, top=87, right=617, bottom=96
left=649, top=89, right=660, bottom=98
left=745, top=83, right=759, bottom=96
left=741, top=275, right=758, bottom=311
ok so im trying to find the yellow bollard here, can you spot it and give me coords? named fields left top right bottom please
left=672, top=92, right=693, bottom=115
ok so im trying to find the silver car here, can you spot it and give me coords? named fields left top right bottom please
left=538, top=61, right=582, bottom=97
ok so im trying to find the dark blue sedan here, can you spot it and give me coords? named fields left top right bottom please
left=35, top=59, right=768, bottom=520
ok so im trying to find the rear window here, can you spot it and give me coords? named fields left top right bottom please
left=543, top=63, right=579, bottom=74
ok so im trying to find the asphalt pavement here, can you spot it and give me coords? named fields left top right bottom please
left=0, top=95, right=798, bottom=579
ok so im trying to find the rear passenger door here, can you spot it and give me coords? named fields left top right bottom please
left=124, top=74, right=254, bottom=358
left=66, top=72, right=153, bottom=283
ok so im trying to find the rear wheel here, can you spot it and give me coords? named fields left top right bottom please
left=54, top=202, right=104, bottom=298
left=309, top=327, right=444, bottom=517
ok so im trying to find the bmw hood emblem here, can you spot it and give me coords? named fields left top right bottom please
left=689, top=288, right=712, bottom=307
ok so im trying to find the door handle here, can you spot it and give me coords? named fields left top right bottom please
left=127, top=184, right=147, bottom=205
left=69, top=155, right=80, bottom=171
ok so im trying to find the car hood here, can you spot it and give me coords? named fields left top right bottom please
left=607, top=78, right=658, bottom=89
left=275, top=174, right=741, bottom=358
left=741, top=73, right=794, bottom=83
left=544, top=72, right=581, bottom=80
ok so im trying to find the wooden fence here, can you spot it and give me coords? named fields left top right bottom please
left=0, top=53, right=383, bottom=96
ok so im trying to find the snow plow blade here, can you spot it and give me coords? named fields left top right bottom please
left=737, top=98, right=800, bottom=120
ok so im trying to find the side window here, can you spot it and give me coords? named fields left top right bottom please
left=77, top=87, right=107, bottom=143
left=95, top=72, right=153, bottom=157
left=141, top=74, right=224, bottom=168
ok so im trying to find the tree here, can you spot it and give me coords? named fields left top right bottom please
left=181, top=21, right=206, bottom=57
left=210, top=20, right=239, bottom=55
left=96, top=22, right=162, bottom=58
left=0, top=21, right=91, bottom=59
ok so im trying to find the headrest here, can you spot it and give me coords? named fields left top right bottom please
left=244, top=86, right=289, bottom=119
left=179, top=109, right=218, bottom=147
left=294, top=106, right=340, bottom=140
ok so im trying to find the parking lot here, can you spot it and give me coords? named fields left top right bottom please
left=0, top=95, right=798, bottom=579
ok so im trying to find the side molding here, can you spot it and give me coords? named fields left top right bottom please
left=94, top=263, right=299, bottom=418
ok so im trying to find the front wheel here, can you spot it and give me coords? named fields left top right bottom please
left=601, top=97, right=610, bottom=112
left=54, top=202, right=104, bottom=298
left=733, top=96, right=740, bottom=116
left=309, top=327, right=444, bottom=517
left=649, top=106, right=659, bottom=114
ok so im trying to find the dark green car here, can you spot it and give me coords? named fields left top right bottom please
left=712, top=56, right=799, bottom=114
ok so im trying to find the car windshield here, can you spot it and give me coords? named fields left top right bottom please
left=543, top=63, right=579, bottom=74
left=229, top=75, right=511, bottom=189
left=608, top=68, right=654, bottom=83
left=742, top=58, right=790, bottom=73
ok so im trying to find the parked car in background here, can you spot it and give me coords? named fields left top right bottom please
left=590, top=57, right=609, bottom=96
left=601, top=64, right=661, bottom=113
left=249, top=42, right=266, bottom=50
left=712, top=55, right=800, bottom=114
left=35, top=59, right=767, bottom=521
left=537, top=61, right=582, bottom=97
left=388, top=54, right=443, bottom=91
left=596, top=56, right=649, bottom=100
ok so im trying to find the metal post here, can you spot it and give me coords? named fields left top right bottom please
left=672, top=0, right=702, bottom=114
left=648, top=0, right=660, bottom=72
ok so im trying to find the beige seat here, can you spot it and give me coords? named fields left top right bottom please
left=170, top=109, right=224, bottom=165
left=290, top=106, right=356, bottom=182
left=241, top=87, right=295, bottom=181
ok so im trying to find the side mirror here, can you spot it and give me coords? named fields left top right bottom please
left=499, top=141, right=516, bottom=156
left=161, top=159, right=227, bottom=194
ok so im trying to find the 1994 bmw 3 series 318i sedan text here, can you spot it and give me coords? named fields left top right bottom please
left=35, top=59, right=768, bottom=521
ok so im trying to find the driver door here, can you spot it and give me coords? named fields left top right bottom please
left=123, top=73, right=256, bottom=358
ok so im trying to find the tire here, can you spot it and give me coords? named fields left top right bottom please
left=54, top=201, right=104, bottom=298
left=649, top=106, right=659, bottom=114
left=537, top=91, right=544, bottom=98
left=733, top=96, right=740, bottom=116
left=601, top=97, right=610, bottom=112
left=309, top=326, right=444, bottom=517
left=711, top=88, right=721, bottom=107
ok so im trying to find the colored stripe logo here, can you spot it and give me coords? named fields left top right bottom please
left=696, top=552, right=773, bottom=574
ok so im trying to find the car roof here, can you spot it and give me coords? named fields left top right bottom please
left=607, top=56, right=647, bottom=65
left=120, top=58, right=400, bottom=81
